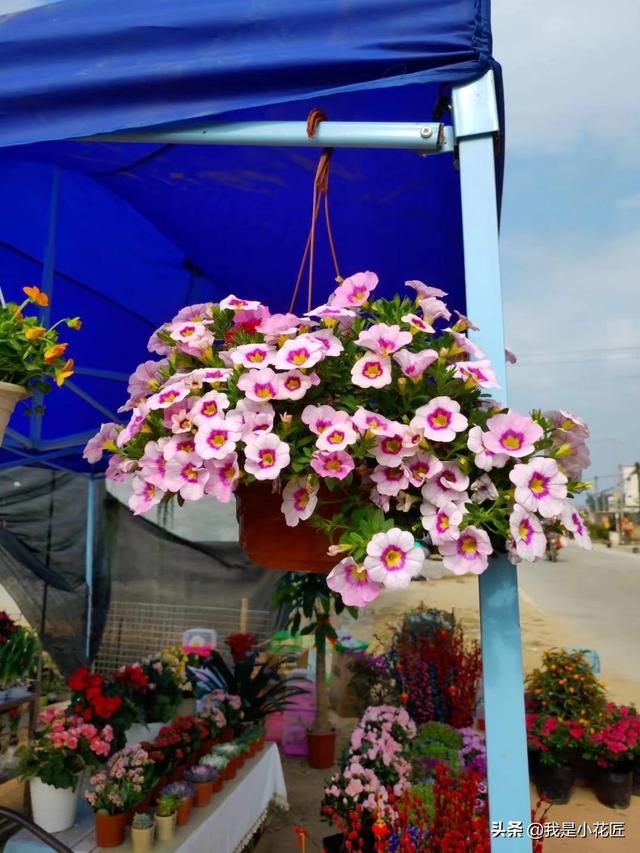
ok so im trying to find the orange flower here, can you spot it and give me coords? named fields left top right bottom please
left=66, top=317, right=82, bottom=330
left=55, top=358, right=74, bottom=387
left=44, top=343, right=68, bottom=364
left=24, top=326, right=46, bottom=341
left=22, top=286, right=49, bottom=307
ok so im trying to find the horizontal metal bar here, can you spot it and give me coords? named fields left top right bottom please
left=74, top=366, right=129, bottom=382
left=82, top=120, right=454, bottom=153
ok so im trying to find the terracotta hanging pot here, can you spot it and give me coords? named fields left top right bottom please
left=236, top=482, right=344, bottom=573
left=0, top=381, right=29, bottom=448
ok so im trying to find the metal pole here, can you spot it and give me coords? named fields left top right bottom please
left=82, top=120, right=453, bottom=153
left=453, top=71, right=532, bottom=849
left=84, top=476, right=96, bottom=661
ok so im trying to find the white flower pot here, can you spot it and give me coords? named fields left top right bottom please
left=30, top=775, right=81, bottom=833
left=146, top=721, right=164, bottom=741
left=125, top=721, right=165, bottom=746
left=0, top=381, right=29, bottom=447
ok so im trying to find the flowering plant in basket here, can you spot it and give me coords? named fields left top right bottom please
left=85, top=274, right=591, bottom=607
left=86, top=746, right=155, bottom=814
left=18, top=708, right=113, bottom=790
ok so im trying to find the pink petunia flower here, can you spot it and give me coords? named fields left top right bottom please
left=228, top=343, right=276, bottom=369
left=351, top=354, right=392, bottom=389
left=505, top=348, right=518, bottom=364
left=483, top=411, right=543, bottom=457
left=281, top=478, right=319, bottom=527
left=370, top=465, right=410, bottom=496
left=509, top=505, right=546, bottom=561
left=167, top=320, right=214, bottom=356
left=561, top=506, right=592, bottom=549
left=171, top=303, right=212, bottom=323
left=404, top=280, right=447, bottom=301
left=243, top=433, right=290, bottom=480
left=544, top=409, right=590, bottom=439
left=229, top=399, right=275, bottom=438
left=307, top=329, right=344, bottom=357
left=117, top=404, right=150, bottom=447
left=452, top=359, right=500, bottom=389
left=126, top=359, right=168, bottom=404
left=410, top=396, right=468, bottom=443
left=139, top=440, right=169, bottom=487
left=147, top=382, right=190, bottom=411
left=164, top=451, right=210, bottom=500
left=310, top=450, right=355, bottom=480
left=105, top=456, right=137, bottom=482
left=401, top=313, right=435, bottom=334
left=405, top=451, right=443, bottom=487
left=194, top=416, right=241, bottom=460
left=256, top=312, right=302, bottom=337
left=446, top=329, right=486, bottom=361
left=439, top=526, right=493, bottom=575
left=304, top=303, right=356, bottom=323
left=363, top=528, right=424, bottom=589
left=452, top=310, right=479, bottom=332
left=470, top=474, right=499, bottom=504
left=162, top=434, right=196, bottom=459
left=421, top=462, right=469, bottom=507
left=191, top=390, right=230, bottom=427
left=302, top=404, right=349, bottom=436
left=316, top=419, right=359, bottom=452
left=237, top=368, right=282, bottom=402
left=274, top=335, right=324, bottom=370
left=420, top=297, right=451, bottom=326
left=128, top=477, right=165, bottom=515
left=352, top=408, right=396, bottom=437
left=466, top=425, right=509, bottom=471
left=147, top=327, right=172, bottom=355
left=83, top=423, right=119, bottom=463
left=278, top=369, right=320, bottom=401
left=203, top=453, right=240, bottom=502
left=371, top=431, right=413, bottom=467
left=421, top=500, right=463, bottom=542
left=329, top=271, right=379, bottom=309
left=355, top=323, right=412, bottom=356
left=163, top=397, right=197, bottom=433
left=393, top=348, right=438, bottom=380
left=327, top=557, right=383, bottom=607
left=166, top=367, right=232, bottom=390
left=509, top=458, right=568, bottom=518
left=219, top=294, right=262, bottom=311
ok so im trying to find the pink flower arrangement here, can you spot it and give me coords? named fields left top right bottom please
left=85, top=746, right=155, bottom=814
left=86, top=275, right=591, bottom=606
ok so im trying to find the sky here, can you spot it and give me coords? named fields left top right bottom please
left=493, top=0, right=640, bottom=498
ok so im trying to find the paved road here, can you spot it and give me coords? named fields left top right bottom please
left=518, top=543, right=640, bottom=686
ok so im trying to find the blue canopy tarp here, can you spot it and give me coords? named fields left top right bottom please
left=0, top=0, right=501, bottom=472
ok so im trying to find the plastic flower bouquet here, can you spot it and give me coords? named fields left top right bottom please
left=86, top=273, right=591, bottom=606
left=18, top=708, right=113, bottom=790
left=85, top=746, right=155, bottom=814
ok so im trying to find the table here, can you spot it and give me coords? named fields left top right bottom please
left=6, top=743, right=288, bottom=853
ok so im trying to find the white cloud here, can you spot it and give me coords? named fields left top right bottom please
left=617, top=193, right=640, bottom=209
left=492, top=0, right=640, bottom=159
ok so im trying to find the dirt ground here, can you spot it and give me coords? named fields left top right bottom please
left=254, top=572, right=640, bottom=853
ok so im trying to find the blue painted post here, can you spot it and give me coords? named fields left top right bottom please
left=454, top=73, right=532, bottom=849
left=84, top=476, right=96, bottom=661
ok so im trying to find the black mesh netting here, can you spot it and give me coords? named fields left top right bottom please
left=0, top=467, right=280, bottom=676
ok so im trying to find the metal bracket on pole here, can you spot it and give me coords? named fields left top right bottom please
left=453, top=70, right=532, bottom=850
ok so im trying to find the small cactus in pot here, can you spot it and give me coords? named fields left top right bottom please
left=131, top=813, right=154, bottom=853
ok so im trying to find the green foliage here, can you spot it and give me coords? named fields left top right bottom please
left=155, top=795, right=177, bottom=817
left=273, top=572, right=358, bottom=638
left=526, top=648, right=606, bottom=722
left=132, top=813, right=154, bottom=830
left=0, top=626, right=39, bottom=690
left=409, top=722, right=463, bottom=777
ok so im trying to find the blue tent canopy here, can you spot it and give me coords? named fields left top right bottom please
left=0, top=0, right=501, bottom=472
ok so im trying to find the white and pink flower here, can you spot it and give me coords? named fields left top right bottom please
left=220, top=294, right=262, bottom=311
left=316, top=419, right=359, bottom=452
left=470, top=474, right=499, bottom=504
left=509, top=458, right=568, bottom=518
left=393, top=348, right=438, bottom=380
left=274, top=335, right=324, bottom=370
left=228, top=343, right=276, bottom=369
left=301, top=404, right=349, bottom=436
left=230, top=399, right=275, bottom=438
left=421, top=500, right=463, bottom=542
left=411, top=396, right=468, bottom=443
left=420, top=297, right=451, bottom=326
left=352, top=408, right=396, bottom=437
left=401, top=313, right=435, bottom=334
left=467, top=425, right=508, bottom=471
left=351, top=354, right=392, bottom=389
left=162, top=435, right=196, bottom=459
left=452, top=360, right=500, bottom=389
left=194, top=416, right=241, bottom=460
left=126, top=359, right=168, bottom=403
left=117, top=405, right=149, bottom=447
left=421, top=462, right=469, bottom=507
left=439, top=526, right=492, bottom=575
left=363, top=528, right=424, bottom=589
left=147, top=383, right=190, bottom=411
left=370, top=465, right=410, bottom=496
left=326, top=558, right=382, bottom=607
left=164, top=398, right=197, bottom=433
left=310, top=450, right=355, bottom=480
left=561, top=506, right=592, bottom=549
left=281, top=478, right=319, bottom=527
left=406, top=451, right=443, bottom=487
left=404, top=280, right=447, bottom=301
left=256, top=312, right=302, bottom=337
left=278, top=369, right=319, bottom=401
left=509, top=505, right=546, bottom=561
left=191, top=390, right=230, bottom=426
left=164, top=451, right=210, bottom=500
left=128, top=477, right=165, bottom=515
left=84, top=423, right=119, bottom=463
left=237, top=368, right=282, bottom=402
left=370, top=431, right=412, bottom=467
left=308, top=329, right=344, bottom=357
left=139, top=440, right=168, bottom=487
left=329, top=271, right=378, bottom=309
left=167, top=320, right=213, bottom=356
left=243, top=433, right=290, bottom=480
left=483, top=411, right=543, bottom=458
left=356, top=323, right=412, bottom=356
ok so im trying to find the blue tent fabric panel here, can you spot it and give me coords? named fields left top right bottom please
left=0, top=0, right=494, bottom=147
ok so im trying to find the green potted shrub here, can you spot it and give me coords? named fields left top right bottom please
left=0, top=286, right=80, bottom=446
left=274, top=572, right=358, bottom=769
left=131, top=813, right=155, bottom=853
left=154, top=795, right=177, bottom=842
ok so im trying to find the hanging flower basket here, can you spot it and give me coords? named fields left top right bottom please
left=0, top=381, right=29, bottom=447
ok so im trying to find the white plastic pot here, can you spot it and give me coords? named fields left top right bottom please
left=30, top=775, right=82, bottom=833
left=0, top=381, right=29, bottom=447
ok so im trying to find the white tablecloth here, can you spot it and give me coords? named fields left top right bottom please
left=7, top=744, right=288, bottom=853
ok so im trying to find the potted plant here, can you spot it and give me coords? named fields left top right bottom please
left=0, top=618, right=39, bottom=698
left=67, top=666, right=140, bottom=753
left=584, top=704, right=640, bottom=809
left=139, top=655, right=183, bottom=738
left=86, top=745, right=155, bottom=848
left=274, top=572, right=358, bottom=769
left=18, top=708, right=112, bottom=833
left=161, top=780, right=194, bottom=827
left=131, top=812, right=155, bottom=853
left=526, top=714, right=585, bottom=804
left=0, top=285, right=80, bottom=445
left=86, top=277, right=592, bottom=592
left=184, top=764, right=217, bottom=806
left=154, top=795, right=177, bottom=842
left=199, top=752, right=227, bottom=791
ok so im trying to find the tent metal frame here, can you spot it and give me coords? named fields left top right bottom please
left=4, top=69, right=532, bottom=848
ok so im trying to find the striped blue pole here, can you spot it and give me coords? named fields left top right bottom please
left=454, top=73, right=532, bottom=850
